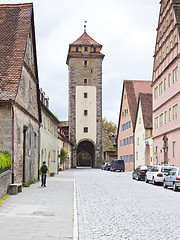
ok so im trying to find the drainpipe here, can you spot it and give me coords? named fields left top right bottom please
left=38, top=124, right=41, bottom=180
left=11, top=101, right=15, bottom=184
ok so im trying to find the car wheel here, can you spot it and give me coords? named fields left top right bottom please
left=137, top=175, right=140, bottom=181
left=173, top=182, right=177, bottom=191
left=145, top=176, right=149, bottom=183
left=152, top=178, right=156, bottom=185
left=163, top=181, right=167, bottom=188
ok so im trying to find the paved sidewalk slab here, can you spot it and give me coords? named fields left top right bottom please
left=0, top=169, right=74, bottom=240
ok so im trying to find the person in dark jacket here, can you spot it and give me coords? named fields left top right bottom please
left=40, top=161, right=49, bottom=187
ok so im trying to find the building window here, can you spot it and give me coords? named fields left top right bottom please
left=159, top=113, right=163, bottom=127
left=174, top=35, right=178, bottom=44
left=164, top=111, right=167, bottom=124
left=154, top=86, right=158, bottom=99
left=84, top=47, right=88, bottom=51
left=173, top=104, right=178, bottom=120
left=84, top=92, right=88, bottom=98
left=120, top=140, right=122, bottom=147
left=123, top=138, right=126, bottom=146
left=164, top=78, right=166, bottom=91
left=76, top=47, right=79, bottom=52
left=137, top=138, right=139, bottom=145
left=173, top=67, right=178, bottom=83
left=173, top=141, right=176, bottom=157
left=155, top=116, right=159, bottom=129
left=84, top=110, right=88, bottom=116
left=84, top=60, right=88, bottom=66
left=136, top=152, right=138, bottom=161
left=170, top=40, right=173, bottom=49
left=93, top=48, right=96, bottom=52
left=159, top=81, right=163, bottom=96
left=139, top=118, right=141, bottom=124
left=168, top=73, right=171, bottom=87
left=84, top=127, right=88, bottom=133
left=169, top=108, right=171, bottom=122
left=84, top=79, right=88, bottom=84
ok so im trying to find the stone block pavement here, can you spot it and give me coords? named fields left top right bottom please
left=0, top=169, right=75, bottom=240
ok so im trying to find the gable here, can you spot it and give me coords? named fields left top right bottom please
left=135, top=99, right=144, bottom=133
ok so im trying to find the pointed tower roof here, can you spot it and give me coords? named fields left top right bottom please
left=71, top=31, right=102, bottom=47
left=66, top=30, right=104, bottom=65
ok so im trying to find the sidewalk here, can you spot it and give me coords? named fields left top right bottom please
left=0, top=169, right=75, bottom=240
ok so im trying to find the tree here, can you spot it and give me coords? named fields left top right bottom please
left=60, top=148, right=68, bottom=164
left=102, top=117, right=117, bottom=137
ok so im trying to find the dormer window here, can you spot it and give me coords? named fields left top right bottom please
left=84, top=47, right=88, bottom=51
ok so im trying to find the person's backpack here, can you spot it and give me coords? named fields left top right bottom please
left=41, top=165, right=47, bottom=174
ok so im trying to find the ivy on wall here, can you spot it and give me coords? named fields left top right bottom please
left=0, top=151, right=11, bottom=173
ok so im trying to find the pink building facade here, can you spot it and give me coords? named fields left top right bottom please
left=152, top=0, right=180, bottom=167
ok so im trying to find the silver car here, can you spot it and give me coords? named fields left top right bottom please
left=163, top=168, right=180, bottom=191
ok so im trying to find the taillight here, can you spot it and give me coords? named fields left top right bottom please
left=157, top=173, right=163, bottom=177
left=176, top=178, right=180, bottom=181
left=140, top=171, right=145, bottom=174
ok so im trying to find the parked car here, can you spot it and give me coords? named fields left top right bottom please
left=145, top=165, right=176, bottom=185
left=110, top=160, right=125, bottom=172
left=104, top=162, right=111, bottom=171
left=132, top=165, right=152, bottom=181
left=101, top=163, right=106, bottom=170
left=163, top=168, right=180, bottom=191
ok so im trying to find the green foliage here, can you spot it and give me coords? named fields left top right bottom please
left=102, top=117, right=117, bottom=137
left=33, top=179, right=40, bottom=184
left=60, top=148, right=68, bottom=163
left=0, top=194, right=9, bottom=207
left=0, top=151, right=11, bottom=171
left=23, top=183, right=30, bottom=188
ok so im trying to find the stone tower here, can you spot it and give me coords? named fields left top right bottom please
left=66, top=28, right=105, bottom=168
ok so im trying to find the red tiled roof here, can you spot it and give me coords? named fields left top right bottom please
left=71, top=31, right=102, bottom=47
left=0, top=3, right=32, bottom=101
left=138, top=93, right=152, bottom=129
left=125, top=80, right=152, bottom=129
left=117, top=80, right=152, bottom=136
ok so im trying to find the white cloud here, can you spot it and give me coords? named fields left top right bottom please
left=2, top=0, right=160, bottom=124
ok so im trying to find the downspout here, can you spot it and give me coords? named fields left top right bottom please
left=11, top=101, right=15, bottom=184
left=38, top=124, right=41, bottom=180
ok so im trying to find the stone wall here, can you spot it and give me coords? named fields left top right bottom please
left=0, top=170, right=10, bottom=199
left=0, top=104, right=12, bottom=154
left=68, top=57, right=103, bottom=168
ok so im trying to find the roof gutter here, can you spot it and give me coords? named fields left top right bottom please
left=0, top=100, right=15, bottom=183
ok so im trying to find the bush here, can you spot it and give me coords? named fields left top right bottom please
left=60, top=148, right=68, bottom=164
left=0, top=151, right=11, bottom=171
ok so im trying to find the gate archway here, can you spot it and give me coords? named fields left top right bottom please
left=77, top=140, right=95, bottom=167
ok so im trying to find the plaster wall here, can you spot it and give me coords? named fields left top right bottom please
left=76, top=86, right=96, bottom=144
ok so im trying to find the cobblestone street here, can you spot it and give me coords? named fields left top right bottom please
left=75, top=168, right=180, bottom=240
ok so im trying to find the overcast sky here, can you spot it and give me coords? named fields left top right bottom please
left=2, top=0, right=160, bottom=125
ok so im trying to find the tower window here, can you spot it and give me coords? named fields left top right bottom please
left=84, top=60, right=88, bottom=66
left=84, top=110, right=88, bottom=116
left=94, top=48, right=96, bottom=52
left=84, top=127, right=88, bottom=133
left=76, top=47, right=79, bottom=52
left=84, top=47, right=88, bottom=51
left=84, top=92, right=88, bottom=98
left=84, top=79, right=87, bottom=84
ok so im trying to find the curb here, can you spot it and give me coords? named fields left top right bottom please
left=73, top=169, right=78, bottom=240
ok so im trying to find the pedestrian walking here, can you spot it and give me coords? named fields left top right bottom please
left=40, top=161, right=49, bottom=187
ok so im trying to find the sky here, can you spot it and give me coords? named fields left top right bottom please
left=2, top=0, right=160, bottom=125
